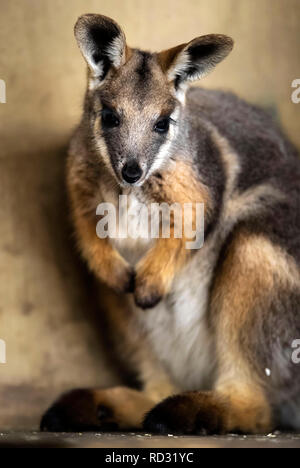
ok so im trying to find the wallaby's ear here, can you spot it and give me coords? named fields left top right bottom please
left=158, top=34, right=233, bottom=89
left=74, top=14, right=128, bottom=82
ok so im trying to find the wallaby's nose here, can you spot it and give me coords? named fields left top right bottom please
left=122, top=160, right=143, bottom=184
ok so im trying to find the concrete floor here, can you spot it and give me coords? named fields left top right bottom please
left=0, top=432, right=300, bottom=448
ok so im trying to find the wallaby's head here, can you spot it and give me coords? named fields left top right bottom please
left=75, top=14, right=233, bottom=187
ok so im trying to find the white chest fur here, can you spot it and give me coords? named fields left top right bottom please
left=100, top=185, right=217, bottom=391
left=139, top=242, right=218, bottom=391
left=100, top=187, right=153, bottom=265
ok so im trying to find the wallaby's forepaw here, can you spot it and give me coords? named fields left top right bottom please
left=108, top=259, right=135, bottom=295
left=143, top=392, right=225, bottom=435
left=134, top=284, right=163, bottom=309
left=134, top=258, right=170, bottom=309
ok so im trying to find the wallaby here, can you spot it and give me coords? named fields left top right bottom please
left=41, top=14, right=300, bottom=434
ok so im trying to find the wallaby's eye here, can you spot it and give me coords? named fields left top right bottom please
left=101, top=108, right=120, bottom=129
left=154, top=117, right=170, bottom=134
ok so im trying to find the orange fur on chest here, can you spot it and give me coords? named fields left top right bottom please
left=150, top=160, right=210, bottom=206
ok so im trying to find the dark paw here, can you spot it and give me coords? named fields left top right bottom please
left=134, top=279, right=163, bottom=309
left=134, top=290, right=162, bottom=310
left=143, top=394, right=197, bottom=434
left=40, top=389, right=118, bottom=432
left=143, top=393, right=224, bottom=435
left=40, top=406, right=69, bottom=432
left=96, top=405, right=119, bottom=431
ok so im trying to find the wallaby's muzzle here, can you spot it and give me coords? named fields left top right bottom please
left=121, top=160, right=143, bottom=185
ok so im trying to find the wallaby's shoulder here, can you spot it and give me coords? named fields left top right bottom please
left=187, top=86, right=279, bottom=129
left=186, top=86, right=300, bottom=184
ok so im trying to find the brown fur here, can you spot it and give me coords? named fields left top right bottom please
left=41, top=14, right=300, bottom=435
left=41, top=387, right=155, bottom=431
left=144, top=388, right=270, bottom=435
left=143, top=228, right=279, bottom=435
left=210, top=229, right=300, bottom=433
left=73, top=213, right=134, bottom=294
left=143, top=228, right=300, bottom=434
left=98, top=286, right=177, bottom=402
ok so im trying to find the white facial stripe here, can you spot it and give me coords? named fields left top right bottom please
left=148, top=108, right=180, bottom=176
left=95, top=136, right=118, bottom=180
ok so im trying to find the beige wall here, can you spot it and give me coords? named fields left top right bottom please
left=0, top=0, right=299, bottom=429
